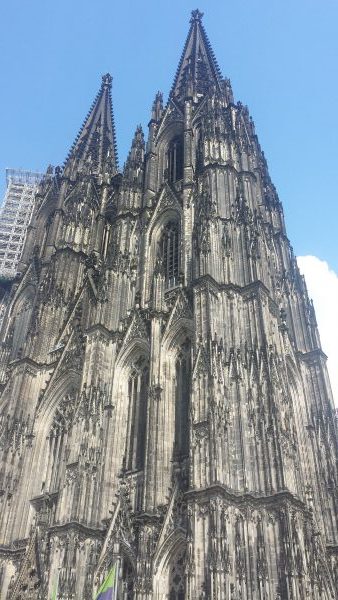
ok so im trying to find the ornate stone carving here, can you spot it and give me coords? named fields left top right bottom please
left=0, top=11, right=337, bottom=600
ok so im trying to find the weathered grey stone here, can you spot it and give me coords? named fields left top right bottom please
left=0, top=10, right=337, bottom=600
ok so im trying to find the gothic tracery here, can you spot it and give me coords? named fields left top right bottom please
left=0, top=10, right=336, bottom=600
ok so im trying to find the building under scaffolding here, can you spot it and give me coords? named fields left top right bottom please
left=0, top=169, right=43, bottom=279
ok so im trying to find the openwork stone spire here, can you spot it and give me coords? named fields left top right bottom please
left=64, top=73, right=118, bottom=176
left=170, top=9, right=222, bottom=101
left=0, top=11, right=337, bottom=600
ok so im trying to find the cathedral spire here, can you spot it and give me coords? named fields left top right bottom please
left=64, top=73, right=118, bottom=177
left=170, top=9, right=222, bottom=101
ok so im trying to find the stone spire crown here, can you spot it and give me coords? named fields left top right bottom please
left=64, top=73, right=119, bottom=176
left=170, top=9, right=223, bottom=102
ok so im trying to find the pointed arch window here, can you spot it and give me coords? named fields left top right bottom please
left=167, top=136, right=183, bottom=183
left=47, top=411, right=66, bottom=492
left=126, top=359, right=149, bottom=471
left=43, top=394, right=74, bottom=493
left=45, top=414, right=66, bottom=491
left=174, top=340, right=191, bottom=460
left=195, top=125, right=204, bottom=174
left=159, top=221, right=180, bottom=288
left=10, top=289, right=34, bottom=359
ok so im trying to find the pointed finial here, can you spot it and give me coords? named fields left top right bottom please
left=190, top=9, right=204, bottom=23
left=102, top=73, right=112, bottom=88
left=151, top=91, right=163, bottom=121
left=154, top=90, right=163, bottom=104
left=135, top=124, right=144, bottom=137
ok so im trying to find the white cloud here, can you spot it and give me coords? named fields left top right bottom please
left=297, top=256, right=338, bottom=407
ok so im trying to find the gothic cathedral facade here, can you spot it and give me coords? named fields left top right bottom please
left=0, top=10, right=337, bottom=599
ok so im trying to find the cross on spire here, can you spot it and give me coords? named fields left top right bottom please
left=101, top=73, right=113, bottom=88
left=190, top=9, right=204, bottom=23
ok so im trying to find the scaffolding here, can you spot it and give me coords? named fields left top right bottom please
left=0, top=169, right=43, bottom=279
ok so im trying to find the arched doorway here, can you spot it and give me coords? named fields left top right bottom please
left=168, top=547, right=186, bottom=600
left=153, top=539, right=187, bottom=600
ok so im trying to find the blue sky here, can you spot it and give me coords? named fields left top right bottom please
left=1, top=0, right=337, bottom=400
left=0, top=0, right=337, bottom=271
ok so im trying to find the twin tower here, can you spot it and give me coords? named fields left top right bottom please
left=0, top=10, right=337, bottom=599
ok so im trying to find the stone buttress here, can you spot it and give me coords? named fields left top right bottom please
left=0, top=10, right=337, bottom=600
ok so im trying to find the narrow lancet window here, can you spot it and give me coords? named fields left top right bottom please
left=45, top=412, right=66, bottom=492
left=160, top=221, right=180, bottom=288
left=174, top=340, right=191, bottom=460
left=195, top=125, right=204, bottom=174
left=167, top=136, right=183, bottom=183
left=126, top=360, right=148, bottom=471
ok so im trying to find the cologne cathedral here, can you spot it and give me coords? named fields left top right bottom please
left=0, top=10, right=337, bottom=600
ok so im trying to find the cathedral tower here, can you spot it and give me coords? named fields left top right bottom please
left=0, top=10, right=337, bottom=599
